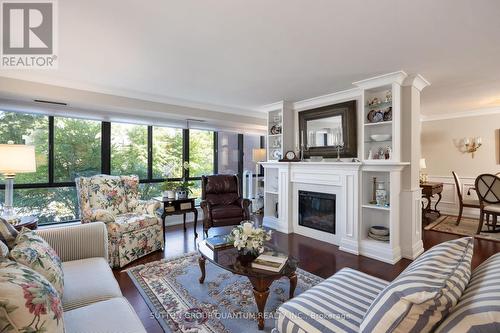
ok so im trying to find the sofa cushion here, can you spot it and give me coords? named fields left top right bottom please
left=0, top=259, right=64, bottom=333
left=9, top=228, right=64, bottom=297
left=62, top=257, right=122, bottom=311
left=435, top=252, right=500, bottom=333
left=63, top=297, right=146, bottom=333
left=0, top=240, right=8, bottom=257
left=360, top=237, right=473, bottom=333
left=275, top=268, right=389, bottom=333
left=0, top=217, right=18, bottom=249
left=107, top=213, right=160, bottom=236
left=211, top=204, right=243, bottom=220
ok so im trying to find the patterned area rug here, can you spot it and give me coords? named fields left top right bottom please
left=425, top=215, right=500, bottom=242
left=127, top=252, right=323, bottom=333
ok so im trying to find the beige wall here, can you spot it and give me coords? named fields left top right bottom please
left=421, top=114, right=500, bottom=178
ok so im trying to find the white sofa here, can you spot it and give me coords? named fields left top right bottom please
left=37, top=222, right=147, bottom=333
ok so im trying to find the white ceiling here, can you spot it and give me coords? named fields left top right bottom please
left=1, top=0, right=500, bottom=116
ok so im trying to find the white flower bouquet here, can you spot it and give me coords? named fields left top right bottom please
left=229, top=221, right=272, bottom=257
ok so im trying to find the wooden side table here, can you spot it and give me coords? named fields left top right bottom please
left=11, top=216, right=38, bottom=232
left=421, top=182, right=444, bottom=224
left=154, top=197, right=198, bottom=245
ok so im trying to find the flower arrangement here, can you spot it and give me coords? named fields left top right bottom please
left=229, top=221, right=272, bottom=257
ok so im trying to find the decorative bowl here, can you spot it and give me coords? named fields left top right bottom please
left=369, top=226, right=390, bottom=236
left=370, top=134, right=392, bottom=142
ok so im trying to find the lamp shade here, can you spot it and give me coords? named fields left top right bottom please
left=252, top=148, right=266, bottom=162
left=420, top=158, right=427, bottom=169
left=0, top=143, right=36, bottom=174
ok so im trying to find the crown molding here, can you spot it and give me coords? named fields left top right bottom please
left=253, top=101, right=286, bottom=113
left=292, top=88, right=361, bottom=112
left=403, top=74, right=431, bottom=92
left=352, top=70, right=408, bottom=89
left=421, top=106, right=500, bottom=122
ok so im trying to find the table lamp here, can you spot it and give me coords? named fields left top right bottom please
left=419, top=158, right=427, bottom=184
left=0, top=141, right=36, bottom=220
left=252, top=148, right=266, bottom=211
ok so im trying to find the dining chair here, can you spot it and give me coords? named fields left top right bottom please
left=474, top=174, right=500, bottom=234
left=452, top=171, right=481, bottom=226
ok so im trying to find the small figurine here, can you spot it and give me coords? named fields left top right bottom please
left=385, top=146, right=392, bottom=160
left=378, top=147, right=385, bottom=159
left=385, top=90, right=392, bottom=102
left=367, top=149, right=373, bottom=160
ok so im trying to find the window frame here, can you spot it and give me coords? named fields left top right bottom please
left=0, top=112, right=263, bottom=225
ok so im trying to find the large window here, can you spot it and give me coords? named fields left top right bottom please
left=111, top=123, right=148, bottom=179
left=189, top=129, right=214, bottom=177
left=54, top=117, right=101, bottom=182
left=218, top=132, right=239, bottom=174
left=0, top=111, right=48, bottom=183
left=1, top=110, right=263, bottom=225
left=243, top=134, right=263, bottom=175
left=152, top=126, right=183, bottom=179
left=0, top=187, right=78, bottom=224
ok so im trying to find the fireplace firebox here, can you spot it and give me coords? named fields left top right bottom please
left=298, top=190, right=335, bottom=234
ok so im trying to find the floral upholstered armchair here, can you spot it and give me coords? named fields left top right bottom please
left=75, top=174, right=164, bottom=268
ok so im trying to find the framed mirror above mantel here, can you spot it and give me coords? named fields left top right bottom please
left=299, top=100, right=357, bottom=158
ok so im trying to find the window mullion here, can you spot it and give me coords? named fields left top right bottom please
left=147, top=126, right=153, bottom=180
left=48, top=116, right=54, bottom=184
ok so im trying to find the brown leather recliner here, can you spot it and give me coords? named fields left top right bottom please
left=200, top=174, right=251, bottom=237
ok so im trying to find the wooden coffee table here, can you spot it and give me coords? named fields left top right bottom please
left=197, top=240, right=298, bottom=330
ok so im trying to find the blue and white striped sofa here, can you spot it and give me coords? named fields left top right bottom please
left=274, top=237, right=500, bottom=333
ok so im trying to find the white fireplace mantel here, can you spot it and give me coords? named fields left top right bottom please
left=262, top=160, right=413, bottom=264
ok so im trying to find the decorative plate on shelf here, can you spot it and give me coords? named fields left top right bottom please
left=367, top=110, right=384, bottom=123
left=271, top=150, right=282, bottom=160
left=270, top=125, right=282, bottom=135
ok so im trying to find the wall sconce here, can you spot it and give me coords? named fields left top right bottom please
left=464, top=137, right=482, bottom=158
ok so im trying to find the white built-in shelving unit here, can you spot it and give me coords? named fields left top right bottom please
left=261, top=71, right=428, bottom=264
left=354, top=72, right=409, bottom=263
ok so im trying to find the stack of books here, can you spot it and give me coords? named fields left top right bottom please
left=251, top=251, right=288, bottom=272
left=206, top=235, right=233, bottom=250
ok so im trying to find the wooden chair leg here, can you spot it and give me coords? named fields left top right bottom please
left=456, top=205, right=463, bottom=226
left=477, top=210, right=485, bottom=234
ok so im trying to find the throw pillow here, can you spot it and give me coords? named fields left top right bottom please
left=0, top=240, right=8, bottom=257
left=0, top=217, right=18, bottom=249
left=434, top=252, right=500, bottom=332
left=0, top=258, right=64, bottom=333
left=360, top=237, right=474, bottom=333
left=9, top=228, right=64, bottom=297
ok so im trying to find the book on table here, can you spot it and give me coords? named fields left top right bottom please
left=206, top=235, right=232, bottom=250
left=251, top=251, right=288, bottom=272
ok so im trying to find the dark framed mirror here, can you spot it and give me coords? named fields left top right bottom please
left=299, top=100, right=357, bottom=158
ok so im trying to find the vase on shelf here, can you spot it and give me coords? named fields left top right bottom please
left=375, top=181, right=387, bottom=206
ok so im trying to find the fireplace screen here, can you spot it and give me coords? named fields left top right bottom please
left=298, top=191, right=335, bottom=234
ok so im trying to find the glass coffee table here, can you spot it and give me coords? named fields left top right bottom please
left=197, top=240, right=298, bottom=330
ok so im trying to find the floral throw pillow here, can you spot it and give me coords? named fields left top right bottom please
left=9, top=228, right=64, bottom=297
left=0, top=259, right=64, bottom=333
left=0, top=217, right=18, bottom=249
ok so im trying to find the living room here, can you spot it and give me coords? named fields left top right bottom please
left=1, top=1, right=499, bottom=333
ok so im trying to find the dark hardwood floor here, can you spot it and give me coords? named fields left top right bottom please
left=113, top=218, right=500, bottom=333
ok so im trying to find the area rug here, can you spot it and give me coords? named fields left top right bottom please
left=127, top=252, right=323, bottom=333
left=425, top=215, right=500, bottom=242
